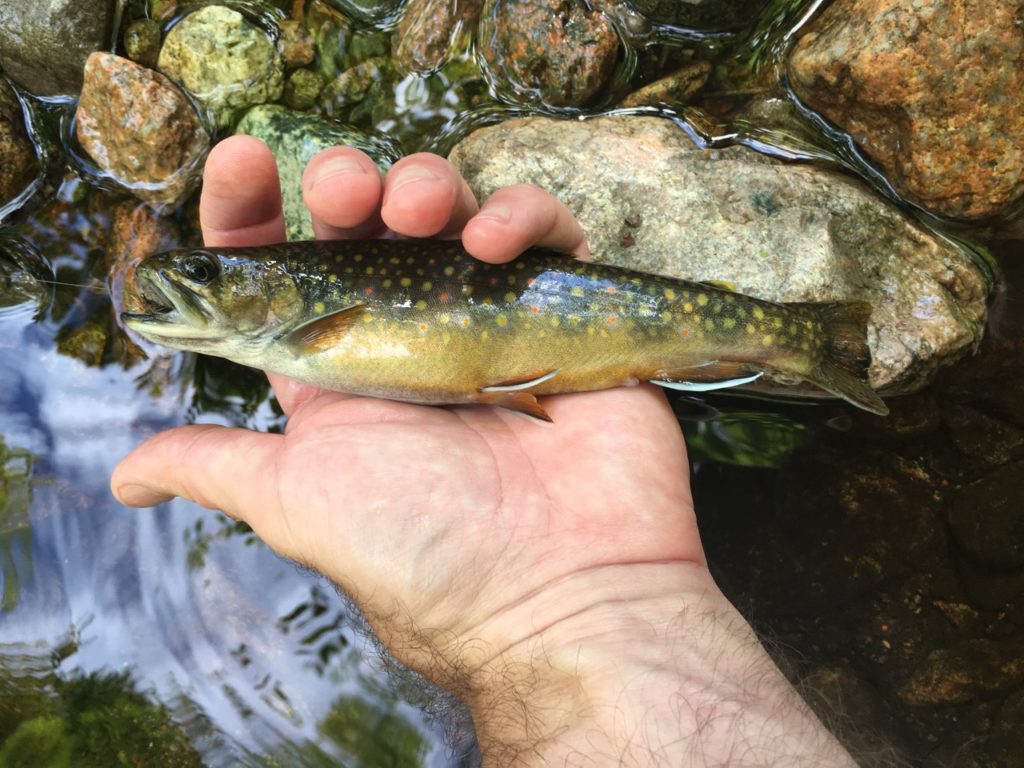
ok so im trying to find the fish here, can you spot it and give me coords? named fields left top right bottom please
left=120, top=239, right=889, bottom=421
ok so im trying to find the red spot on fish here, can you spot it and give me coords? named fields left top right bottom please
left=607, top=287, right=617, bottom=295
left=489, top=277, right=498, bottom=286
left=363, top=287, right=374, bottom=296
left=530, top=305, right=540, bottom=314
left=680, top=326, right=689, bottom=337
left=607, top=315, right=617, bottom=324
left=528, top=278, right=535, bottom=286
left=439, top=292, right=450, bottom=303
left=419, top=323, right=428, bottom=331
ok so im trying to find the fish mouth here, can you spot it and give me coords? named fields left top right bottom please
left=120, top=269, right=219, bottom=340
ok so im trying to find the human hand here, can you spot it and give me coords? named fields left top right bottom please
left=112, top=137, right=855, bottom=765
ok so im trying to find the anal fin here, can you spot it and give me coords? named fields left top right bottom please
left=474, top=390, right=553, bottom=422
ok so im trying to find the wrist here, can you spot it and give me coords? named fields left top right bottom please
left=459, top=562, right=856, bottom=767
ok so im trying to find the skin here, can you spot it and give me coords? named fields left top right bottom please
left=112, top=136, right=859, bottom=766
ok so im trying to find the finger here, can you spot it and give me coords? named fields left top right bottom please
left=381, top=153, right=479, bottom=238
left=111, top=424, right=282, bottom=511
left=200, top=136, right=287, bottom=247
left=302, top=146, right=388, bottom=240
left=461, top=184, right=590, bottom=263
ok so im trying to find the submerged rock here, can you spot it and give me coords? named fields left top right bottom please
left=76, top=53, right=210, bottom=208
left=618, top=60, right=710, bottom=108
left=0, top=0, right=116, bottom=95
left=157, top=5, right=284, bottom=129
left=788, top=0, right=1024, bottom=221
left=393, top=0, right=482, bottom=75
left=0, top=78, right=37, bottom=210
left=449, top=116, right=990, bottom=394
left=478, top=0, right=620, bottom=108
left=234, top=105, right=400, bottom=240
left=625, top=0, right=769, bottom=27
left=123, top=18, right=163, bottom=69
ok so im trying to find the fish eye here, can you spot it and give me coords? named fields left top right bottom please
left=179, top=252, right=220, bottom=285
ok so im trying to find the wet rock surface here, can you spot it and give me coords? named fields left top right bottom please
left=450, top=115, right=990, bottom=394
left=123, top=19, right=163, bottom=69
left=75, top=53, right=210, bottom=208
left=234, top=105, right=399, bottom=240
left=618, top=60, right=710, bottom=108
left=0, top=78, right=37, bottom=210
left=788, top=0, right=1024, bottom=221
left=478, top=0, right=620, bottom=107
left=157, top=5, right=284, bottom=129
left=393, top=0, right=482, bottom=75
left=628, top=0, right=769, bottom=27
left=0, top=0, right=116, bottom=95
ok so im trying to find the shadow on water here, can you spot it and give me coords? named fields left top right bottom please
left=0, top=0, right=1022, bottom=765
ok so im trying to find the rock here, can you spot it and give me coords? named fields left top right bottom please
left=899, top=639, right=1024, bottom=705
left=949, top=462, right=1024, bottom=571
left=234, top=105, right=400, bottom=240
left=944, top=405, right=1024, bottom=466
left=618, top=60, right=710, bottom=108
left=0, top=0, right=116, bottom=95
left=278, top=19, right=316, bottom=69
left=449, top=116, right=989, bottom=393
left=123, top=19, right=163, bottom=69
left=157, top=5, right=284, bottom=129
left=478, top=0, right=619, bottom=108
left=788, top=0, right=1024, bottom=221
left=75, top=53, right=210, bottom=208
left=0, top=78, right=37, bottom=209
left=284, top=69, right=325, bottom=111
left=107, top=202, right=182, bottom=317
left=392, top=0, right=482, bottom=75
left=0, top=232, right=52, bottom=313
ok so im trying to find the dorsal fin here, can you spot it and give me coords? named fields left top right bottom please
left=284, top=304, right=366, bottom=354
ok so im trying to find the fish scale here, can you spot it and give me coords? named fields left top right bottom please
left=121, top=239, right=888, bottom=419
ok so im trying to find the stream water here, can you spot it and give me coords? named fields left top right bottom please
left=2, top=0, right=1022, bottom=766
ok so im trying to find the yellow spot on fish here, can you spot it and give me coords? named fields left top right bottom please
left=704, top=318, right=715, bottom=331
left=746, top=323, right=756, bottom=334
left=550, top=316, right=560, bottom=328
left=354, top=254, right=363, bottom=262
left=419, top=323, right=429, bottom=331
left=683, top=302, right=694, bottom=313
left=314, top=301, right=325, bottom=314
left=444, top=266, right=454, bottom=276
left=365, top=267, right=374, bottom=275
left=516, top=261, right=526, bottom=270
left=461, top=317, right=470, bottom=327
left=773, top=317, right=784, bottom=329
left=383, top=279, right=392, bottom=288
left=587, top=325, right=595, bottom=335
left=440, top=313, right=450, bottom=324
left=442, top=332, right=451, bottom=344
left=789, top=323, right=799, bottom=334
left=697, top=294, right=709, bottom=306
left=389, top=257, right=400, bottom=265
left=753, top=306, right=765, bottom=320
left=496, top=315, right=508, bottom=327
left=482, top=297, right=493, bottom=306
left=463, top=285, right=474, bottom=296
left=723, top=317, right=736, bottom=329
left=362, top=313, right=373, bottom=323
left=504, top=292, right=517, bottom=303
left=422, top=281, right=432, bottom=291
left=762, top=335, right=773, bottom=346
left=328, top=274, right=337, bottom=283
left=664, top=288, right=676, bottom=300
left=415, top=299, right=427, bottom=311
left=801, top=341, right=810, bottom=351
left=481, top=330, right=489, bottom=341
left=661, top=311, right=673, bottom=322
left=400, top=277, right=412, bottom=288
left=569, top=314, right=580, bottom=325
left=570, top=286, right=585, bottom=297
left=507, top=275, right=516, bottom=286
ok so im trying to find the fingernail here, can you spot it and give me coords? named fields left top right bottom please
left=387, top=165, right=442, bottom=194
left=309, top=157, right=367, bottom=190
left=473, top=202, right=512, bottom=224
left=115, top=483, right=165, bottom=507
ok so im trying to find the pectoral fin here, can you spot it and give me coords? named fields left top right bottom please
left=284, top=304, right=366, bottom=354
left=651, top=371, right=763, bottom=392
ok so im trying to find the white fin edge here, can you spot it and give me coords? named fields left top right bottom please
left=650, top=372, right=763, bottom=392
left=481, top=369, right=561, bottom=392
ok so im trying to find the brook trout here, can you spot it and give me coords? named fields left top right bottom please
left=121, top=239, right=888, bottom=420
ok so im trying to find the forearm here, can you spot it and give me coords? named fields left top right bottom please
left=461, top=564, right=857, bottom=767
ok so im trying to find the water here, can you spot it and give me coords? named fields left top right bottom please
left=2, top=0, right=1022, bottom=765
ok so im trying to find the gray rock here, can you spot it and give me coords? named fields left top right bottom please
left=448, top=116, right=990, bottom=394
left=157, top=5, right=284, bottom=130
left=234, top=105, right=400, bottom=241
left=949, top=462, right=1024, bottom=571
left=0, top=0, right=116, bottom=96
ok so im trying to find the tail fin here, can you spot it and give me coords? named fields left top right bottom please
left=796, top=301, right=889, bottom=416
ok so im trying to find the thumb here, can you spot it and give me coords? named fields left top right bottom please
left=111, top=424, right=282, bottom=516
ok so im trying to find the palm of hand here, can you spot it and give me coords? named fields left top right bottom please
left=246, top=383, right=698, bottom=650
